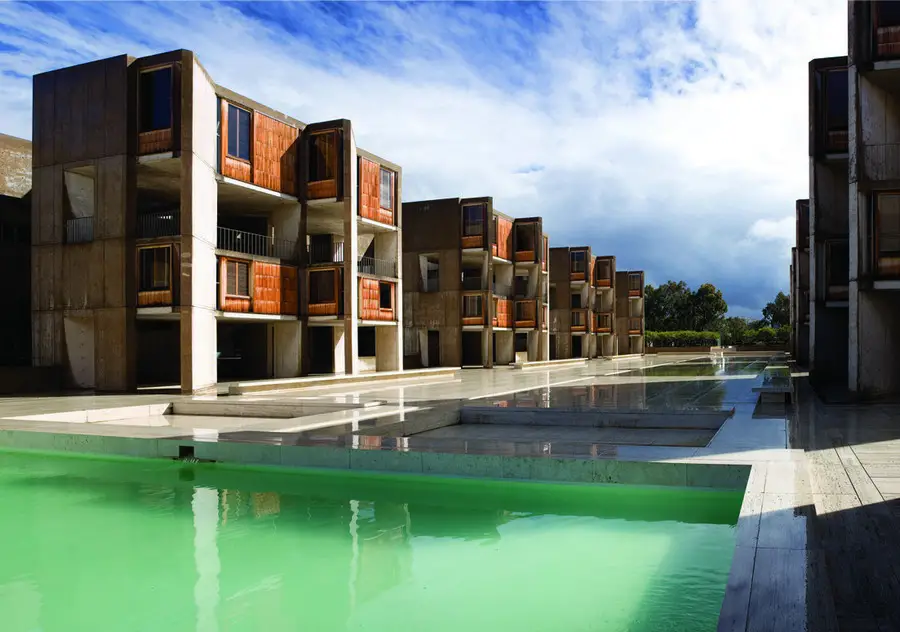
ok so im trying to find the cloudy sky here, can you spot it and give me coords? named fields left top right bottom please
left=0, top=0, right=846, bottom=316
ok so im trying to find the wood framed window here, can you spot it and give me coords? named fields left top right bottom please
left=824, top=240, right=849, bottom=300
left=875, top=192, right=900, bottom=278
left=225, top=260, right=250, bottom=297
left=463, top=294, right=483, bottom=317
left=462, top=204, right=484, bottom=236
left=570, top=293, right=581, bottom=309
left=379, top=168, right=393, bottom=211
left=227, top=104, right=252, bottom=161
left=309, top=131, right=337, bottom=183
left=570, top=250, right=586, bottom=273
left=876, top=1, right=900, bottom=59
left=139, top=66, right=173, bottom=133
left=379, top=281, right=393, bottom=310
left=139, top=246, right=172, bottom=291
left=309, top=269, right=336, bottom=304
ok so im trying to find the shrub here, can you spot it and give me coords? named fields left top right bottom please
left=645, top=331, right=721, bottom=348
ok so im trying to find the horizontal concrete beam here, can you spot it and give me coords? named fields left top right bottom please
left=227, top=367, right=459, bottom=395
left=512, top=358, right=586, bottom=370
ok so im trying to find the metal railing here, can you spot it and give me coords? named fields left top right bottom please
left=308, top=240, right=344, bottom=265
left=358, top=256, right=398, bottom=278
left=217, top=226, right=297, bottom=260
left=65, top=217, right=94, bottom=244
left=137, top=211, right=180, bottom=238
left=492, top=281, right=512, bottom=297
left=462, top=276, right=484, bottom=291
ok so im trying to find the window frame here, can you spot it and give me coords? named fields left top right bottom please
left=379, top=281, right=394, bottom=311
left=463, top=294, right=483, bottom=317
left=462, top=204, right=485, bottom=237
left=309, top=130, right=337, bottom=183
left=138, top=245, right=173, bottom=292
left=875, top=191, right=900, bottom=259
left=309, top=268, right=337, bottom=304
left=379, top=168, right=394, bottom=211
left=358, top=326, right=377, bottom=357
left=139, top=65, right=174, bottom=134
left=224, top=259, right=251, bottom=298
left=226, top=103, right=252, bottom=162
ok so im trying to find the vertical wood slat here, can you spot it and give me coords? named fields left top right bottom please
left=359, top=158, right=393, bottom=225
left=252, top=112, right=298, bottom=195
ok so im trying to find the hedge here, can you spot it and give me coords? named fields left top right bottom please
left=645, top=331, right=720, bottom=347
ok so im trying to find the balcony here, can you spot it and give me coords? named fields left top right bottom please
left=628, top=317, right=643, bottom=335
left=65, top=217, right=94, bottom=244
left=514, top=224, right=538, bottom=263
left=359, top=278, right=396, bottom=321
left=461, top=291, right=486, bottom=326
left=493, top=297, right=512, bottom=328
left=596, top=312, right=612, bottom=334
left=594, top=262, right=613, bottom=288
left=308, top=267, right=343, bottom=317
left=462, top=276, right=485, bottom=291
left=358, top=256, right=398, bottom=279
left=571, top=308, right=588, bottom=332
left=138, top=211, right=180, bottom=239
left=218, top=257, right=299, bottom=316
left=514, top=299, right=537, bottom=328
left=492, top=281, right=512, bottom=298
left=218, top=226, right=297, bottom=261
left=628, top=273, right=643, bottom=297
left=308, top=240, right=344, bottom=266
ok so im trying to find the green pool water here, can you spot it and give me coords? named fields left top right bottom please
left=0, top=450, right=742, bottom=632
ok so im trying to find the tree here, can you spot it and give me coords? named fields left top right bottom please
left=718, top=316, right=751, bottom=346
left=761, top=292, right=790, bottom=329
left=644, top=280, right=728, bottom=331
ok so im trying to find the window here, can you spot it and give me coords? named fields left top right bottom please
left=462, top=204, right=484, bottom=236
left=379, top=282, right=393, bottom=310
left=309, top=269, right=335, bottom=304
left=877, top=193, right=900, bottom=258
left=225, top=260, right=250, bottom=297
left=139, top=247, right=171, bottom=291
left=139, top=67, right=173, bottom=133
left=309, top=132, right=336, bottom=182
left=380, top=168, right=393, bottom=210
left=463, top=294, right=483, bottom=317
left=515, top=333, right=527, bottom=353
left=824, top=70, right=848, bottom=132
left=424, top=257, right=439, bottom=292
left=515, top=223, right=535, bottom=251
left=514, top=276, right=528, bottom=297
left=63, top=167, right=96, bottom=244
left=571, top=250, right=586, bottom=273
left=227, top=104, right=251, bottom=161
left=570, top=293, right=581, bottom=309
left=358, top=326, right=376, bottom=357
left=879, top=2, right=900, bottom=28
left=629, top=273, right=642, bottom=291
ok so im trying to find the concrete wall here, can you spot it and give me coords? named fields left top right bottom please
left=32, top=54, right=137, bottom=391
left=375, top=325, right=400, bottom=371
left=273, top=320, right=301, bottom=378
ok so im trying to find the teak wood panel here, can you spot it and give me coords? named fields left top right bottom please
left=877, top=26, right=900, bottom=58
left=253, top=113, right=298, bottom=195
left=514, top=299, right=536, bottom=328
left=359, top=278, right=394, bottom=321
left=462, top=235, right=483, bottom=249
left=359, top=158, right=394, bottom=226
left=138, top=128, right=172, bottom=155
left=137, top=289, right=173, bottom=307
left=493, top=217, right=512, bottom=260
left=308, top=180, right=337, bottom=199
left=516, top=250, right=535, bottom=262
left=220, top=99, right=252, bottom=185
left=252, top=262, right=299, bottom=316
left=494, top=298, right=512, bottom=328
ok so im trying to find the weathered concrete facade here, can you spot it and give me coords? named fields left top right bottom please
left=33, top=50, right=402, bottom=393
left=549, top=246, right=594, bottom=360
left=594, top=255, right=618, bottom=357
left=403, top=197, right=549, bottom=367
left=615, top=270, right=645, bottom=355
left=791, top=199, right=811, bottom=367
left=846, top=2, right=900, bottom=396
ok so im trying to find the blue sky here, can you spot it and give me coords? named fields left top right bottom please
left=0, top=0, right=846, bottom=316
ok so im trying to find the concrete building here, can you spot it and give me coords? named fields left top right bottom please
left=846, top=2, right=900, bottom=396
left=593, top=255, right=618, bottom=358
left=790, top=199, right=811, bottom=367
left=548, top=246, right=595, bottom=360
left=402, top=197, right=549, bottom=367
left=31, top=50, right=402, bottom=393
left=615, top=270, right=645, bottom=355
left=0, top=133, right=32, bottom=367
left=808, top=55, right=849, bottom=393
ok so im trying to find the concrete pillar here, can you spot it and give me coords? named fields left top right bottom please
left=333, top=326, right=346, bottom=374
left=376, top=326, right=400, bottom=371
left=343, top=131, right=359, bottom=375
left=273, top=321, right=301, bottom=378
left=180, top=55, right=218, bottom=394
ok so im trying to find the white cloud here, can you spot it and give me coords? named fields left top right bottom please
left=0, top=0, right=847, bottom=313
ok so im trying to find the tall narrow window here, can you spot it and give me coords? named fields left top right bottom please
left=515, top=223, right=535, bottom=251
left=570, top=293, right=581, bottom=309
left=879, top=2, right=900, bottom=28
left=462, top=204, right=484, bottom=236
left=139, top=67, right=173, bottom=133
left=227, top=104, right=251, bottom=161
left=824, top=70, right=848, bottom=132
left=139, top=247, right=172, bottom=291
left=309, top=132, right=336, bottom=182
left=463, top=294, right=483, bottom=317
left=379, top=282, right=393, bottom=310
left=571, top=250, right=586, bottom=273
left=225, top=260, right=250, bottom=297
left=380, top=168, right=393, bottom=210
left=877, top=193, right=900, bottom=278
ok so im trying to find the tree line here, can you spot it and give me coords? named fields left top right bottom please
left=644, top=281, right=790, bottom=346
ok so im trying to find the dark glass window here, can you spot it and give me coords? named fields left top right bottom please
left=225, top=260, right=250, bottom=296
left=358, top=326, right=376, bottom=356
left=379, top=282, right=393, bottom=309
left=879, top=1, right=900, bottom=28
left=309, top=132, right=336, bottom=181
left=139, top=67, right=172, bottom=133
left=515, top=333, right=527, bottom=353
left=570, top=293, right=581, bottom=309
left=380, top=168, right=393, bottom=210
left=139, top=247, right=171, bottom=291
left=877, top=193, right=900, bottom=256
left=826, top=241, right=849, bottom=286
left=309, top=269, right=335, bottom=303
left=824, top=70, right=848, bottom=131
left=515, top=223, right=535, bottom=251
left=571, top=250, right=586, bottom=272
left=227, top=104, right=251, bottom=161
left=462, top=204, right=484, bottom=236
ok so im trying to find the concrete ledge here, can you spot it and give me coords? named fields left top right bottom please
left=4, top=403, right=172, bottom=424
left=171, top=399, right=382, bottom=419
left=459, top=406, right=733, bottom=429
left=512, top=358, right=586, bottom=370
left=227, top=367, right=459, bottom=395
left=646, top=346, right=715, bottom=354
left=609, top=353, right=644, bottom=360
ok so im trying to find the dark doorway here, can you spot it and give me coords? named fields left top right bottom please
left=136, top=320, right=180, bottom=386
left=428, top=330, right=441, bottom=367
left=572, top=335, right=582, bottom=358
left=549, top=335, right=558, bottom=360
left=217, top=323, right=268, bottom=380
left=462, top=331, right=482, bottom=367
left=309, top=327, right=334, bottom=374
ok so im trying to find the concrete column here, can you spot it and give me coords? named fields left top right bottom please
left=333, top=326, right=346, bottom=374
left=376, top=326, right=400, bottom=371
left=273, top=320, right=301, bottom=378
left=343, top=131, right=359, bottom=375
left=180, top=55, right=218, bottom=395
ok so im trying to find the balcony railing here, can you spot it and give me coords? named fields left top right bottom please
left=218, top=226, right=297, bottom=260
left=462, top=276, right=484, bottom=291
left=492, top=281, right=512, bottom=297
left=358, top=256, right=398, bottom=278
left=137, top=211, right=180, bottom=239
left=628, top=317, right=643, bottom=334
left=308, top=240, right=344, bottom=265
left=65, top=217, right=94, bottom=244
